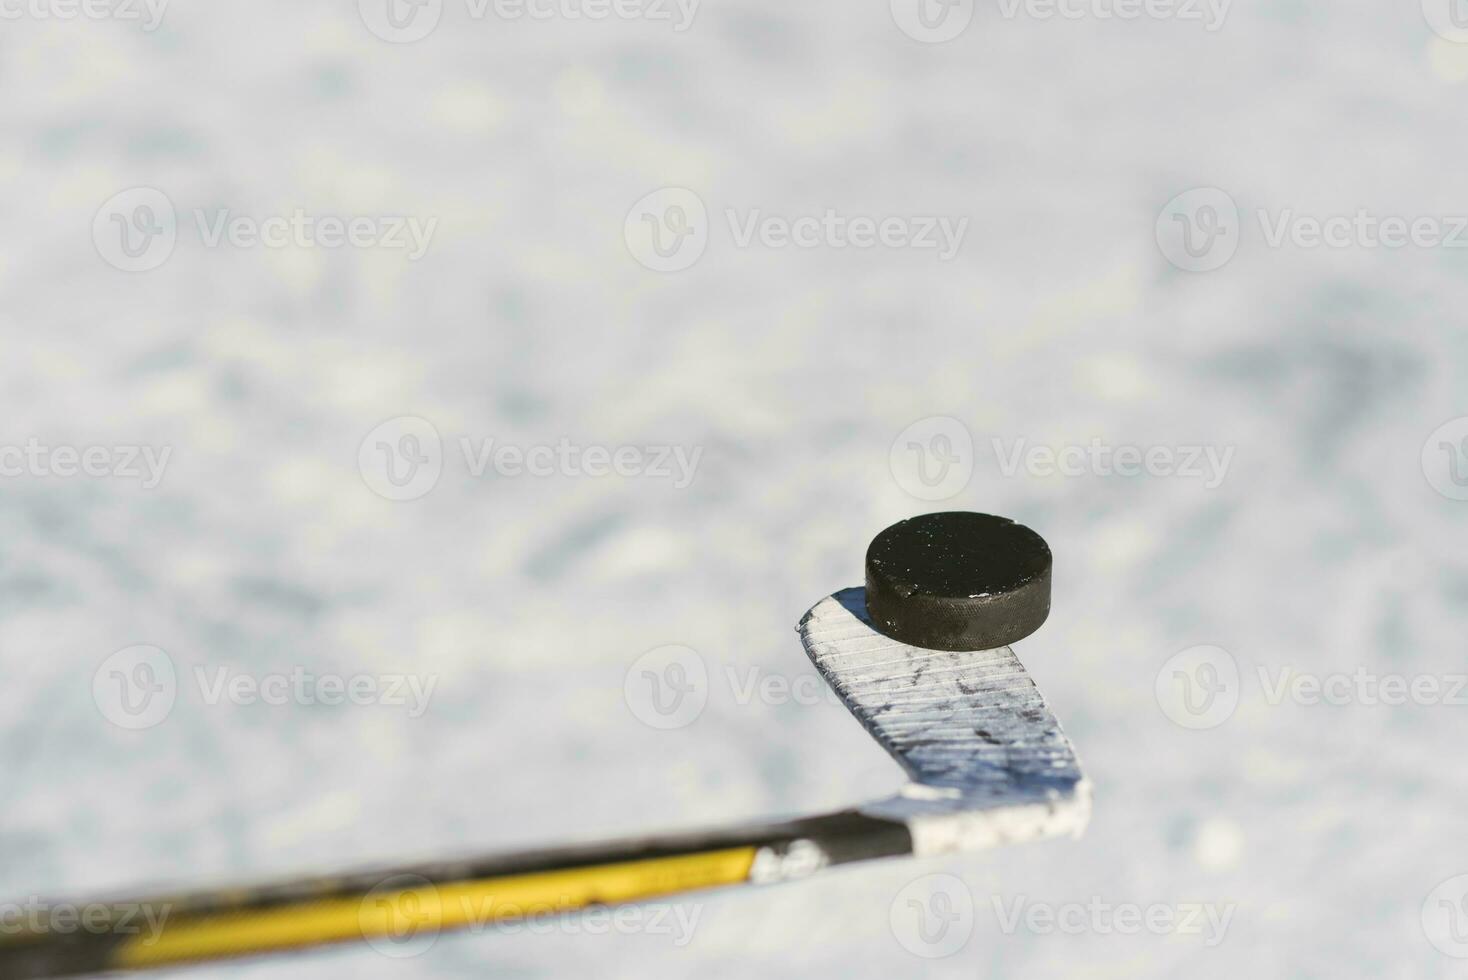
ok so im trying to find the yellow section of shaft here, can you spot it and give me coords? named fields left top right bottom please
left=113, top=847, right=758, bottom=969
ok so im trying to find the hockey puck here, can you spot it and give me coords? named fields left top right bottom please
left=864, top=512, right=1052, bottom=651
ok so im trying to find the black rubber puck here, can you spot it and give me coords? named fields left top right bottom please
left=864, top=512, right=1052, bottom=651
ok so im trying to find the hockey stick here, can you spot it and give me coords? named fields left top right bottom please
left=0, top=517, right=1090, bottom=977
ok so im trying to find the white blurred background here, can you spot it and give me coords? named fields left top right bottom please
left=3, top=0, right=1468, bottom=976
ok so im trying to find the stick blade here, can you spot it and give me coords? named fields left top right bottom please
left=798, top=588, right=1090, bottom=856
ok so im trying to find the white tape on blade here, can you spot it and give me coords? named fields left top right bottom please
left=798, top=588, right=1091, bottom=857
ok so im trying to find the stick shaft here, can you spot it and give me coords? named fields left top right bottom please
left=0, top=811, right=911, bottom=978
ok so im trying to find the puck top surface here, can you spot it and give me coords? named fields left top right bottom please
left=864, top=512, right=1052, bottom=651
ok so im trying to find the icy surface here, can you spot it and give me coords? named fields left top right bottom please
left=2, top=1, right=1468, bottom=977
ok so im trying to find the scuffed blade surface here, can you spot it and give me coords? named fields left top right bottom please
left=798, top=588, right=1090, bottom=855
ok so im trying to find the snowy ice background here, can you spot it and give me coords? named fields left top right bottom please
left=3, top=0, right=1468, bottom=976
